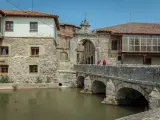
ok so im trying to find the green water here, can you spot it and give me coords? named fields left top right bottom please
left=0, top=88, right=144, bottom=120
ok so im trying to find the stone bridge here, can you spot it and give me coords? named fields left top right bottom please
left=74, top=64, right=160, bottom=109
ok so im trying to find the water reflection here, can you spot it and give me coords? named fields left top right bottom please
left=0, top=88, right=144, bottom=120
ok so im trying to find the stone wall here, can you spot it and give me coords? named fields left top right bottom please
left=75, top=64, right=160, bottom=109
left=116, top=108, right=160, bottom=120
left=123, top=55, right=143, bottom=64
left=1, top=37, right=57, bottom=83
left=74, top=64, right=160, bottom=85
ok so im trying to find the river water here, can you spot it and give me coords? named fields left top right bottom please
left=0, top=88, right=144, bottom=120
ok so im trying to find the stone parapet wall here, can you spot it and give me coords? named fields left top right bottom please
left=74, top=64, right=160, bottom=85
left=56, top=70, right=76, bottom=86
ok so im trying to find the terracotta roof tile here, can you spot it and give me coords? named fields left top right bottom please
left=0, top=10, right=58, bottom=18
left=60, top=23, right=80, bottom=29
left=58, top=23, right=80, bottom=38
left=0, top=10, right=60, bottom=30
left=96, top=22, right=160, bottom=35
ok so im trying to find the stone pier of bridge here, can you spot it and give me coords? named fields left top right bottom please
left=74, top=64, right=160, bottom=109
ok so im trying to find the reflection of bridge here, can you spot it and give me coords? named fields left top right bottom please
left=74, top=64, right=160, bottom=109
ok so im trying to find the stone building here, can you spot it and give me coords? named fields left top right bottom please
left=70, top=19, right=110, bottom=67
left=56, top=19, right=110, bottom=86
left=95, top=22, right=160, bottom=65
left=0, top=10, right=59, bottom=83
left=1, top=9, right=160, bottom=86
left=56, top=23, right=84, bottom=86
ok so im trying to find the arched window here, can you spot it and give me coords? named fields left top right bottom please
left=88, top=57, right=90, bottom=64
left=60, top=52, right=68, bottom=61
left=91, top=56, right=93, bottom=64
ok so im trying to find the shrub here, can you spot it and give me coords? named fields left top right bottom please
left=0, top=76, right=9, bottom=83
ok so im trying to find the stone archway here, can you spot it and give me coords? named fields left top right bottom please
left=91, top=80, right=106, bottom=94
left=116, top=83, right=149, bottom=102
left=69, top=18, right=109, bottom=67
left=77, top=39, right=96, bottom=64
left=76, top=76, right=85, bottom=88
left=116, top=88, right=149, bottom=107
left=116, top=84, right=149, bottom=107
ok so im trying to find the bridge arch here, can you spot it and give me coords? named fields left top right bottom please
left=91, top=80, right=106, bottom=94
left=76, top=76, right=85, bottom=88
left=116, top=84, right=149, bottom=107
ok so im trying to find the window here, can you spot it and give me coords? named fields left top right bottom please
left=0, top=65, right=8, bottom=73
left=0, top=47, right=9, bottom=56
left=29, top=65, right=38, bottom=73
left=112, top=40, right=120, bottom=50
left=112, top=40, right=117, bottom=50
left=122, top=35, right=160, bottom=52
left=60, top=52, right=68, bottom=61
left=77, top=54, right=79, bottom=62
left=118, top=56, right=122, bottom=61
left=88, top=57, right=90, bottom=64
left=31, top=47, right=39, bottom=56
left=5, top=21, right=13, bottom=31
left=91, top=56, right=94, bottom=64
left=30, top=22, right=38, bottom=32
left=143, top=57, right=151, bottom=65
left=123, top=37, right=128, bottom=51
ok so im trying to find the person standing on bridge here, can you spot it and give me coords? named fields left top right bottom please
left=103, top=59, right=106, bottom=65
left=97, top=60, right=101, bottom=65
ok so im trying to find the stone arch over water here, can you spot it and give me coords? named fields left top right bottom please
left=116, top=84, right=149, bottom=107
left=76, top=76, right=85, bottom=88
left=91, top=80, right=106, bottom=94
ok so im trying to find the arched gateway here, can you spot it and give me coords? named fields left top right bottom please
left=69, top=18, right=109, bottom=66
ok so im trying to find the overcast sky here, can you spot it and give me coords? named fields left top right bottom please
left=1, top=0, right=160, bottom=29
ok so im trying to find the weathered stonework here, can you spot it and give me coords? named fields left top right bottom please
left=1, top=37, right=58, bottom=84
left=75, top=64, right=160, bottom=109
left=116, top=108, right=160, bottom=120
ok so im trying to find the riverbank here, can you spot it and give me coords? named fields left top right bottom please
left=0, top=83, right=63, bottom=90
left=116, top=108, right=160, bottom=120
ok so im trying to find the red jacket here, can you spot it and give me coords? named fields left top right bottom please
left=103, top=59, right=106, bottom=65
left=97, top=60, right=101, bottom=65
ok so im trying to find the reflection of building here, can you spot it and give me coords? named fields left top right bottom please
left=0, top=10, right=59, bottom=83
left=96, top=23, right=160, bottom=65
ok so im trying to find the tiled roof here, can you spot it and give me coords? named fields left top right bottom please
left=58, top=23, right=80, bottom=38
left=58, top=29, right=74, bottom=38
left=0, top=10, right=60, bottom=29
left=60, top=23, right=80, bottom=29
left=0, top=10, right=58, bottom=18
left=96, top=22, right=160, bottom=35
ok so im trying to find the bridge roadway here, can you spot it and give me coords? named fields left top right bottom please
left=74, top=64, right=160, bottom=109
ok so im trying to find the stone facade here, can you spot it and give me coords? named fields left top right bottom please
left=116, top=107, right=160, bottom=120
left=70, top=19, right=110, bottom=66
left=56, top=23, right=82, bottom=86
left=0, top=37, right=58, bottom=84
